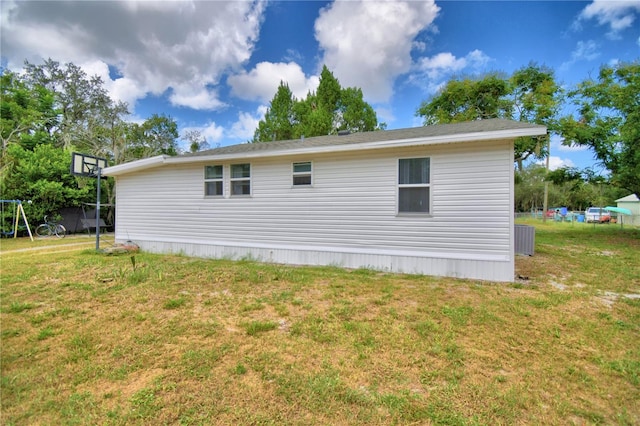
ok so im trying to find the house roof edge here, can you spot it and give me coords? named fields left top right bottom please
left=102, top=155, right=167, bottom=176
left=104, top=119, right=547, bottom=175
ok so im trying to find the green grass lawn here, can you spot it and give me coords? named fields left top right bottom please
left=1, top=222, right=638, bottom=425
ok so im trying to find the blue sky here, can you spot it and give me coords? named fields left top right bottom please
left=1, top=0, right=639, bottom=171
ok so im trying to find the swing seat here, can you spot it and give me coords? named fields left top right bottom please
left=81, top=209, right=107, bottom=233
left=1, top=224, right=27, bottom=237
left=81, top=218, right=107, bottom=231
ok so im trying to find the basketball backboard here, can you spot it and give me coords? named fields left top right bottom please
left=71, top=152, right=108, bottom=178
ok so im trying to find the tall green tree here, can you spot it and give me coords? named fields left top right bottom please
left=515, top=163, right=625, bottom=213
left=509, top=65, right=561, bottom=169
left=337, top=87, right=377, bottom=134
left=182, top=130, right=210, bottom=153
left=417, top=73, right=511, bottom=125
left=416, top=65, right=561, bottom=169
left=253, top=65, right=379, bottom=142
left=23, top=59, right=113, bottom=152
left=1, top=143, right=94, bottom=225
left=127, top=114, right=179, bottom=159
left=0, top=71, right=58, bottom=152
left=316, top=65, right=341, bottom=114
left=515, top=163, right=547, bottom=212
left=253, top=82, right=296, bottom=142
left=559, top=62, right=640, bottom=196
left=1, top=59, right=184, bottom=228
left=91, top=100, right=130, bottom=165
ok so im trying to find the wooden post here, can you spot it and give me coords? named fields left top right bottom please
left=96, top=167, right=101, bottom=251
left=14, top=201, right=33, bottom=241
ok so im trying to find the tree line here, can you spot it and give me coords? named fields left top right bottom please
left=252, top=65, right=382, bottom=142
left=1, top=59, right=637, bottom=231
left=515, top=163, right=628, bottom=213
left=416, top=62, right=638, bottom=199
left=1, top=60, right=183, bottom=226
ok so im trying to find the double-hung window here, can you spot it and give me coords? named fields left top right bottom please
left=398, top=157, right=430, bottom=213
left=292, top=161, right=312, bottom=186
left=231, top=163, right=251, bottom=196
left=204, top=165, right=223, bottom=196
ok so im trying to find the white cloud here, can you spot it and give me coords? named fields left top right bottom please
left=560, top=40, right=600, bottom=71
left=177, top=121, right=224, bottom=152
left=1, top=0, right=267, bottom=111
left=550, top=156, right=575, bottom=171
left=228, top=107, right=267, bottom=141
left=283, top=49, right=304, bottom=64
left=416, top=52, right=473, bottom=80
left=227, top=62, right=319, bottom=103
left=412, top=41, right=427, bottom=54
left=537, top=156, right=576, bottom=171
left=374, top=107, right=395, bottom=127
left=79, top=59, right=147, bottom=108
left=577, top=0, right=640, bottom=38
left=552, top=134, right=589, bottom=153
left=201, top=122, right=225, bottom=145
left=418, top=52, right=467, bottom=79
left=181, top=107, right=265, bottom=145
left=572, top=40, right=601, bottom=61
left=314, top=0, right=440, bottom=103
left=408, top=49, right=492, bottom=94
left=182, top=121, right=225, bottom=146
left=169, top=84, right=226, bottom=111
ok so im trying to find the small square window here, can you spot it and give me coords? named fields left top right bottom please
left=399, top=187, right=430, bottom=212
left=205, top=181, right=223, bottom=196
left=292, top=161, right=312, bottom=186
left=231, top=163, right=250, bottom=179
left=231, top=181, right=251, bottom=195
left=399, top=158, right=430, bottom=185
left=205, top=165, right=223, bottom=180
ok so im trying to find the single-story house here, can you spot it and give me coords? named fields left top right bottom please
left=615, top=194, right=640, bottom=226
left=103, top=119, right=546, bottom=282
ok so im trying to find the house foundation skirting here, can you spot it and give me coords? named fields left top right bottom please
left=125, top=239, right=514, bottom=282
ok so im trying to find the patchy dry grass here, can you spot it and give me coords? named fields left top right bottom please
left=1, top=222, right=638, bottom=425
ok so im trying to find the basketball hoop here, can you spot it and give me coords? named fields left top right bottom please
left=70, top=152, right=109, bottom=251
left=71, top=152, right=108, bottom=179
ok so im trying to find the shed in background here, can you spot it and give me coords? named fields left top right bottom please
left=615, top=194, right=639, bottom=226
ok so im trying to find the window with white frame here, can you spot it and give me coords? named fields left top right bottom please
left=204, top=165, right=223, bottom=196
left=398, top=157, right=430, bottom=213
left=231, top=163, right=251, bottom=196
left=292, top=161, right=312, bottom=186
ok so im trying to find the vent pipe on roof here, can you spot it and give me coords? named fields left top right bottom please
left=338, top=130, right=350, bottom=136
left=301, top=135, right=304, bottom=142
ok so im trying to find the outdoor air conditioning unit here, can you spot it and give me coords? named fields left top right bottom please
left=515, top=224, right=535, bottom=256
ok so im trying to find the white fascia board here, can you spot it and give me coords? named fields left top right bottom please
left=102, top=155, right=167, bottom=176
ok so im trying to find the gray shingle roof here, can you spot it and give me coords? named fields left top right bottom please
left=104, top=118, right=546, bottom=176
left=183, top=118, right=546, bottom=158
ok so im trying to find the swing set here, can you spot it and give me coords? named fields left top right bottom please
left=0, top=200, right=34, bottom=241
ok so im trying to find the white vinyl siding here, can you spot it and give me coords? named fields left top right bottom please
left=112, top=139, right=514, bottom=281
